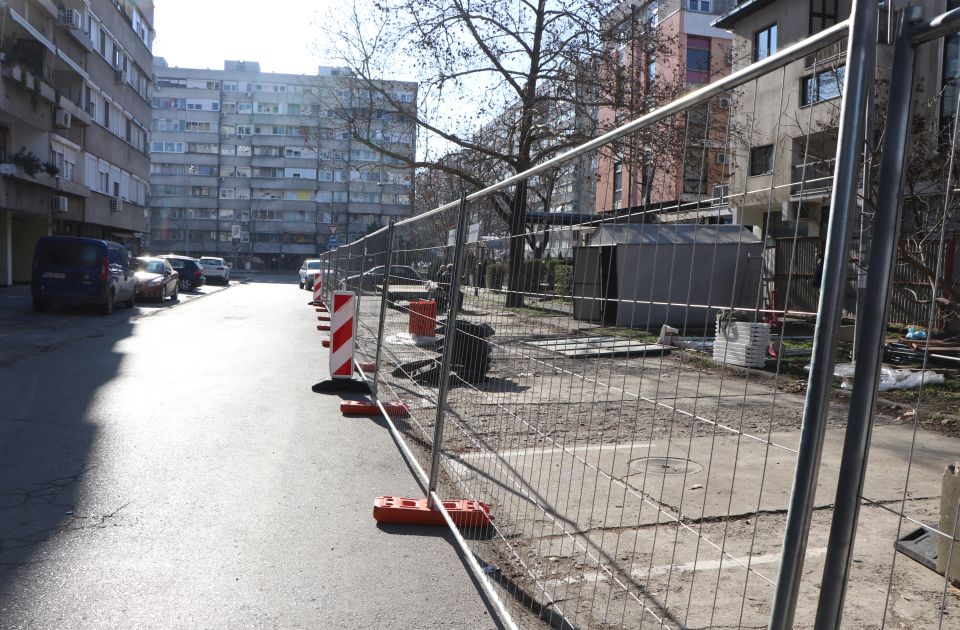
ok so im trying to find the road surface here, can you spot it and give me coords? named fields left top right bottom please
left=0, top=276, right=495, bottom=628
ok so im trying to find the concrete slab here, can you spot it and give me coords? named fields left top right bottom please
left=522, top=336, right=672, bottom=358
left=448, top=424, right=960, bottom=545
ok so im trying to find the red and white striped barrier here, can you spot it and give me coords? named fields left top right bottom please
left=329, top=291, right=356, bottom=379
left=312, top=280, right=323, bottom=305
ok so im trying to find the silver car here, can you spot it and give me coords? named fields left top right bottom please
left=299, top=259, right=322, bottom=289
left=198, top=257, right=230, bottom=284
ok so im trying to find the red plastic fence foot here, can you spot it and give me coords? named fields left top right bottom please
left=317, top=314, right=331, bottom=321
left=373, top=496, right=493, bottom=527
left=358, top=362, right=376, bottom=373
left=321, top=338, right=330, bottom=348
left=340, top=400, right=408, bottom=417
left=317, top=323, right=331, bottom=331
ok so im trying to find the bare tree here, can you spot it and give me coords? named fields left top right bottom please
left=325, top=0, right=684, bottom=306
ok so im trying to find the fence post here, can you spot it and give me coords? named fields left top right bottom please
left=372, top=221, right=396, bottom=395
left=768, top=0, right=878, bottom=627
left=427, top=193, right=470, bottom=507
left=356, top=236, right=370, bottom=309
left=333, top=245, right=342, bottom=294
left=814, top=8, right=920, bottom=627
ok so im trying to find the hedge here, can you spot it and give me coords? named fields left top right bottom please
left=486, top=259, right=574, bottom=295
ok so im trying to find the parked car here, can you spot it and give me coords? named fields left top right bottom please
left=131, top=257, right=179, bottom=302
left=346, top=265, right=425, bottom=292
left=299, top=259, right=322, bottom=289
left=31, top=236, right=136, bottom=314
left=198, top=256, right=230, bottom=284
left=158, top=255, right=206, bottom=291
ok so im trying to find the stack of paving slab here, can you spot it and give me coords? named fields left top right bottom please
left=713, top=320, right=770, bottom=368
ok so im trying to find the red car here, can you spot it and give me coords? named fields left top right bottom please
left=132, top=257, right=179, bottom=302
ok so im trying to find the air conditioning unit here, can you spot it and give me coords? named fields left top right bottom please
left=244, top=92, right=252, bottom=97
left=114, top=68, right=124, bottom=83
left=718, top=96, right=731, bottom=110
left=716, top=153, right=731, bottom=164
left=110, top=197, right=123, bottom=213
left=59, top=8, right=83, bottom=29
left=51, top=195, right=69, bottom=213
left=0, top=163, right=15, bottom=175
left=55, top=109, right=72, bottom=129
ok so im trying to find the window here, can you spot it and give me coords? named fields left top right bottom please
left=188, top=143, right=218, bottom=154
left=151, top=141, right=184, bottom=153
left=613, top=162, right=623, bottom=209
left=810, top=0, right=838, bottom=35
left=749, top=145, right=774, bottom=176
left=686, top=37, right=711, bottom=83
left=800, top=66, right=845, bottom=106
left=687, top=0, right=710, bottom=12
left=754, top=24, right=777, bottom=62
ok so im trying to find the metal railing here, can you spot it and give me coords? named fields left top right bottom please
left=308, top=5, right=960, bottom=627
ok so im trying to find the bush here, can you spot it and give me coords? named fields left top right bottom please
left=554, top=264, right=574, bottom=296
left=485, top=262, right=508, bottom=290
left=486, top=259, right=574, bottom=295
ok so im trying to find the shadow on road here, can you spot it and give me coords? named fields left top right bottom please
left=0, top=312, right=131, bottom=602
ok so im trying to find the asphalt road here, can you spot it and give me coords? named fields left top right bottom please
left=0, top=275, right=495, bottom=629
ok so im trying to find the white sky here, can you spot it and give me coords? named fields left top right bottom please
left=152, top=1, right=337, bottom=75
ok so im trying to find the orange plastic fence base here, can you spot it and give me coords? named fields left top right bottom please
left=340, top=399, right=409, bottom=417
left=317, top=314, right=331, bottom=321
left=373, top=496, right=493, bottom=527
left=321, top=338, right=330, bottom=347
left=358, top=362, right=376, bottom=373
left=317, top=323, right=331, bottom=331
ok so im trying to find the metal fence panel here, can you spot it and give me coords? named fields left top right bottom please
left=310, top=9, right=960, bottom=628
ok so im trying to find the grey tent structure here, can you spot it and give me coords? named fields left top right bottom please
left=572, top=224, right=765, bottom=329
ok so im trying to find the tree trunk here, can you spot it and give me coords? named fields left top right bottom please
left=506, top=180, right=528, bottom=308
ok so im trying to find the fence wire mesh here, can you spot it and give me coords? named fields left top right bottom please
left=305, top=12, right=960, bottom=629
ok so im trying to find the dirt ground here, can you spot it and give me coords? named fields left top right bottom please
left=358, top=290, right=960, bottom=629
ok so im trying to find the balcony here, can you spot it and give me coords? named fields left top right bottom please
left=790, top=158, right=835, bottom=198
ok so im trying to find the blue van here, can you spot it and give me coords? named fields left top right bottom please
left=31, top=236, right=137, bottom=314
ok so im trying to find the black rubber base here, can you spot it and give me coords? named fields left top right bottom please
left=311, top=379, right=371, bottom=393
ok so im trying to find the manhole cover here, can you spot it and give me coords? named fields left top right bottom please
left=629, top=457, right=702, bottom=476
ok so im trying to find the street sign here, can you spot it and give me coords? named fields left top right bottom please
left=468, top=222, right=481, bottom=244
left=231, top=225, right=241, bottom=238
left=328, top=224, right=339, bottom=235
left=328, top=235, right=338, bottom=248
left=448, top=229, right=456, bottom=246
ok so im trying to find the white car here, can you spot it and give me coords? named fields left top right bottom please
left=198, top=257, right=230, bottom=284
left=299, top=259, right=322, bottom=289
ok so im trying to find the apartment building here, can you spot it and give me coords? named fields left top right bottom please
left=594, top=0, right=734, bottom=216
left=712, top=0, right=949, bottom=238
left=0, top=0, right=154, bottom=286
left=148, top=61, right=417, bottom=270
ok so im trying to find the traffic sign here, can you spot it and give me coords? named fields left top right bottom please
left=328, top=235, right=338, bottom=248
left=231, top=225, right=241, bottom=238
left=328, top=224, right=339, bottom=235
